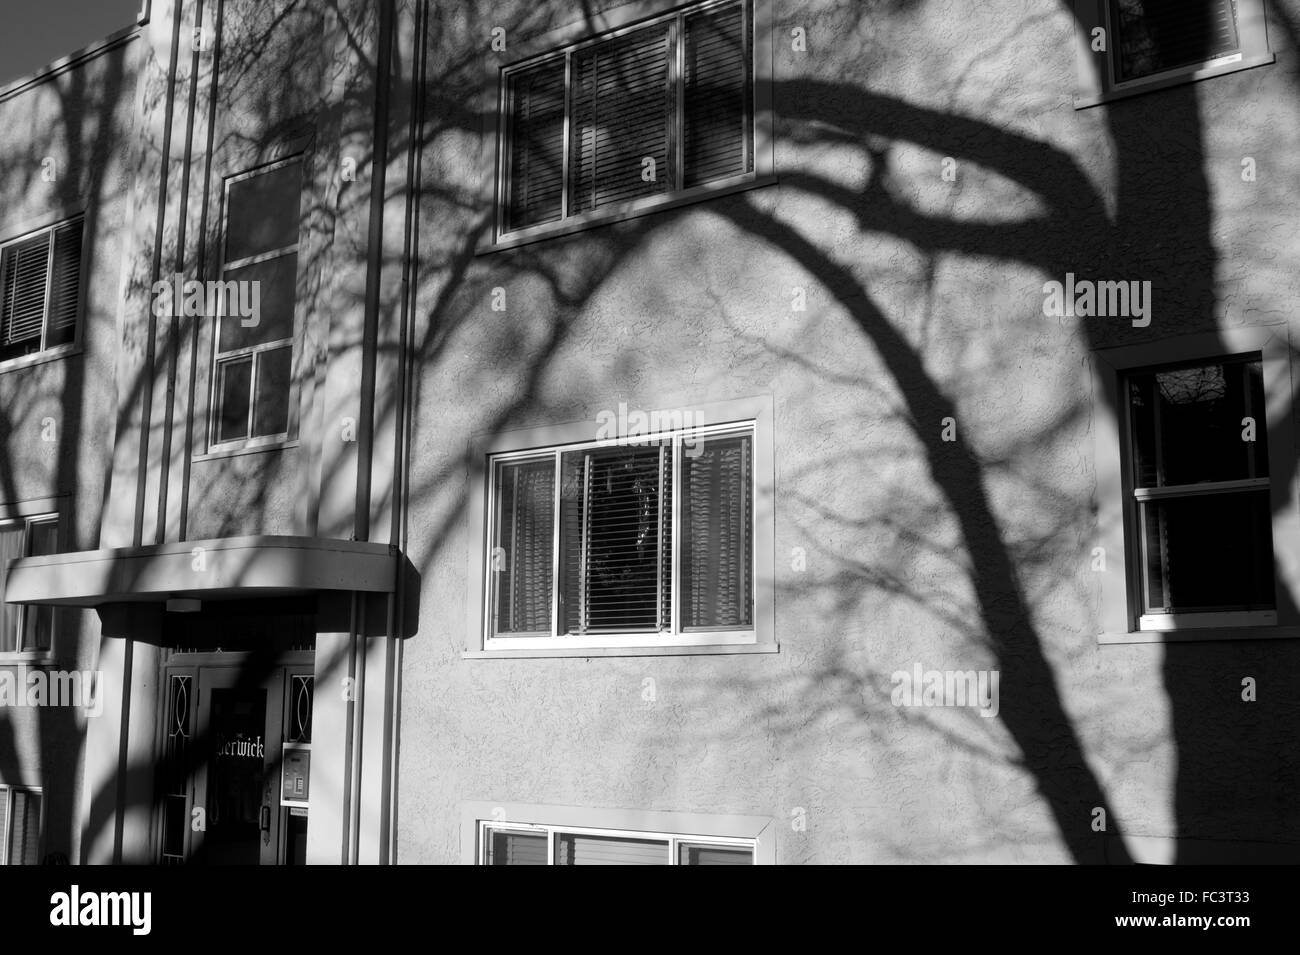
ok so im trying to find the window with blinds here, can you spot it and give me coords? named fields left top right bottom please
left=0, top=218, right=83, bottom=364
left=0, top=517, right=58, bottom=655
left=0, top=788, right=42, bottom=865
left=500, top=0, right=753, bottom=237
left=487, top=423, right=754, bottom=647
left=1110, top=0, right=1241, bottom=82
left=481, top=823, right=754, bottom=865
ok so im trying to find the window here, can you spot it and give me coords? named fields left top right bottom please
left=0, top=217, right=82, bottom=365
left=210, top=157, right=302, bottom=448
left=1110, top=0, right=1241, bottom=82
left=498, top=0, right=754, bottom=239
left=0, top=517, right=58, bottom=654
left=1090, top=326, right=1300, bottom=642
left=467, top=396, right=774, bottom=656
left=479, top=822, right=755, bottom=865
left=485, top=423, right=753, bottom=649
left=1071, top=0, right=1273, bottom=107
left=463, top=802, right=772, bottom=864
left=1125, top=356, right=1274, bottom=627
left=0, top=787, right=42, bottom=865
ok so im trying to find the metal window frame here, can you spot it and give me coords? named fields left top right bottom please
left=1124, top=355, right=1273, bottom=619
left=0, top=514, right=60, bottom=656
left=466, top=394, right=776, bottom=657
left=482, top=421, right=757, bottom=650
left=495, top=0, right=755, bottom=243
left=1090, top=327, right=1298, bottom=644
left=477, top=819, right=755, bottom=865
left=206, top=154, right=305, bottom=453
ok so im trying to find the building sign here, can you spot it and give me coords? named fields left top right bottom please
left=215, top=733, right=264, bottom=760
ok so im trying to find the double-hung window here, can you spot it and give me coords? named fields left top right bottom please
left=0, top=517, right=58, bottom=655
left=1091, top=327, right=1300, bottom=642
left=0, top=787, right=42, bottom=865
left=487, top=422, right=754, bottom=649
left=498, top=0, right=756, bottom=239
left=210, top=157, right=302, bottom=448
left=1125, top=355, right=1275, bottom=628
left=0, top=217, right=83, bottom=365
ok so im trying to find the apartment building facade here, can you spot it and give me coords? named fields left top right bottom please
left=1, top=0, right=1298, bottom=865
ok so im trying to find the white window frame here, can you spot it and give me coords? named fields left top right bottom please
left=465, top=395, right=775, bottom=657
left=1072, top=0, right=1274, bottom=109
left=0, top=503, right=61, bottom=662
left=463, top=800, right=774, bottom=864
left=480, top=0, right=775, bottom=252
left=206, top=155, right=304, bottom=454
left=0, top=214, right=86, bottom=374
left=0, top=785, right=44, bottom=866
left=1090, top=325, right=1300, bottom=643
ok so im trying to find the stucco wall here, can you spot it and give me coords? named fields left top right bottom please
left=396, top=0, right=1300, bottom=863
left=0, top=34, right=139, bottom=863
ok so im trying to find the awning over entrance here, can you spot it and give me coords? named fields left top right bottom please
left=3, top=535, right=398, bottom=608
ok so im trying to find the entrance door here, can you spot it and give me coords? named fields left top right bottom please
left=190, top=668, right=285, bottom=865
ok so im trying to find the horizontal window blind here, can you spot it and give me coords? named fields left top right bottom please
left=684, top=1, right=751, bottom=187
left=680, top=842, right=753, bottom=865
left=1, top=232, right=52, bottom=353
left=495, top=459, right=556, bottom=634
left=487, top=829, right=548, bottom=865
left=556, top=832, right=669, bottom=865
left=4, top=790, right=41, bottom=865
left=506, top=60, right=567, bottom=230
left=560, top=445, right=668, bottom=633
left=501, top=0, right=754, bottom=235
left=570, top=23, right=673, bottom=214
left=1112, top=0, right=1240, bottom=81
left=45, top=220, right=82, bottom=348
left=682, top=433, right=753, bottom=628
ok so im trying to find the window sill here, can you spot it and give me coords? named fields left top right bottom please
left=464, top=642, right=778, bottom=659
left=1098, top=625, right=1300, bottom=645
left=1074, top=51, right=1275, bottom=109
left=0, top=651, right=56, bottom=666
left=1138, top=610, right=1276, bottom=630
left=0, top=344, right=81, bottom=376
left=477, top=173, right=779, bottom=255
left=193, top=438, right=299, bottom=462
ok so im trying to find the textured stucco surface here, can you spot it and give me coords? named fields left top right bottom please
left=2, top=0, right=1299, bottom=866
left=395, top=0, right=1300, bottom=863
left=0, top=37, right=137, bottom=863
